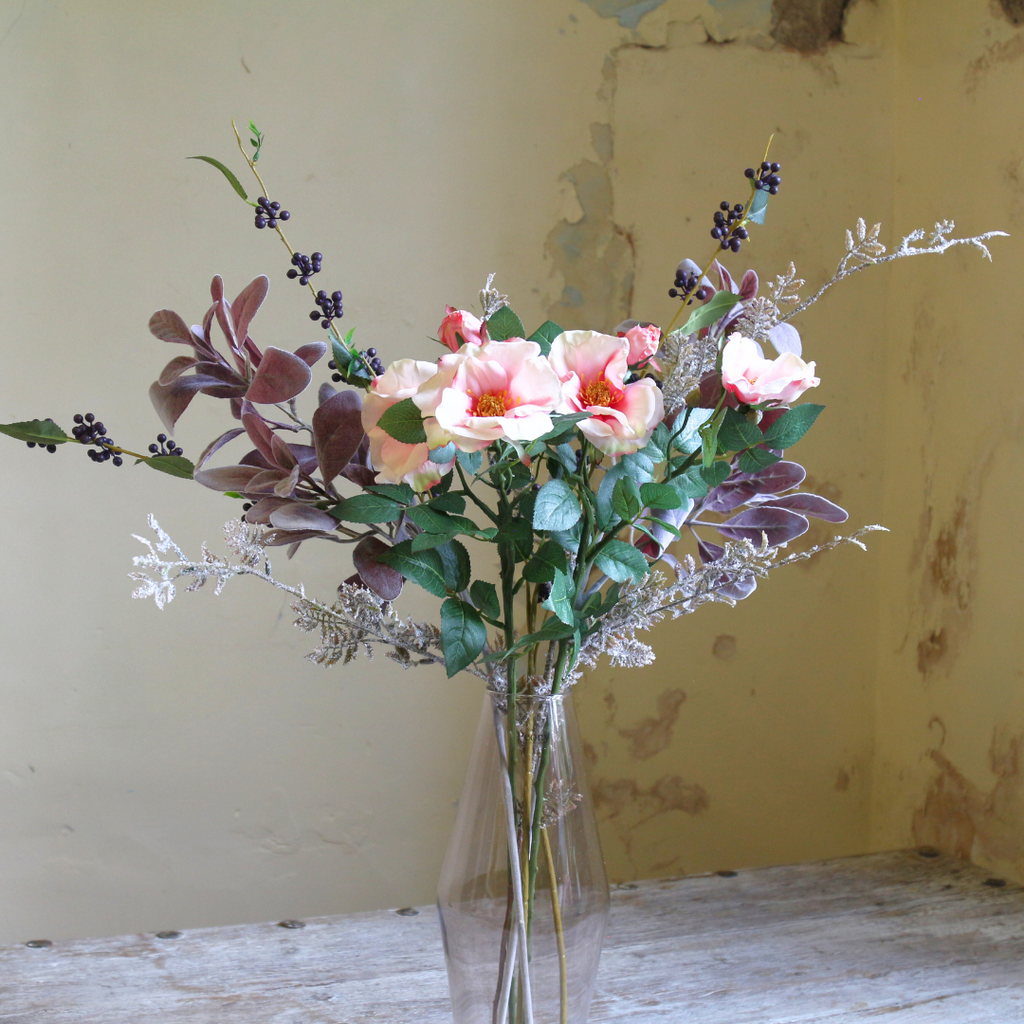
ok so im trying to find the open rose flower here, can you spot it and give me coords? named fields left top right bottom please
left=720, top=333, right=819, bottom=406
left=438, top=306, right=486, bottom=353
left=549, top=330, right=663, bottom=456
left=413, top=339, right=562, bottom=451
left=362, top=359, right=453, bottom=490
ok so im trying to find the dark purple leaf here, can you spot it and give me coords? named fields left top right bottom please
left=352, top=537, right=404, bottom=601
left=245, top=468, right=291, bottom=493
left=149, top=374, right=226, bottom=432
left=294, top=342, right=328, bottom=367
left=313, top=390, right=365, bottom=484
left=287, top=444, right=319, bottom=476
left=714, top=506, right=809, bottom=545
left=696, top=536, right=725, bottom=563
left=239, top=448, right=275, bottom=470
left=715, top=260, right=736, bottom=294
left=703, top=480, right=756, bottom=513
left=158, top=355, right=198, bottom=385
left=318, top=382, right=337, bottom=406
left=241, top=401, right=277, bottom=465
left=717, top=575, right=757, bottom=601
left=231, top=276, right=268, bottom=343
left=193, top=465, right=265, bottom=491
left=739, top=270, right=759, bottom=300
left=246, top=347, right=312, bottom=405
left=263, top=528, right=329, bottom=548
left=342, top=464, right=378, bottom=488
left=769, top=322, right=801, bottom=356
left=149, top=309, right=195, bottom=345
left=192, top=360, right=241, bottom=385
left=273, top=464, right=300, bottom=497
left=269, top=502, right=338, bottom=532
left=244, top=496, right=290, bottom=524
left=755, top=492, right=848, bottom=523
left=270, top=433, right=298, bottom=470
left=745, top=460, right=806, bottom=494
left=636, top=503, right=691, bottom=559
left=194, top=428, right=245, bottom=471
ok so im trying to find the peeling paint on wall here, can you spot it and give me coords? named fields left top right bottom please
left=577, top=0, right=670, bottom=30
left=771, top=0, right=853, bottom=51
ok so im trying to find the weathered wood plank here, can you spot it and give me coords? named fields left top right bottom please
left=1, top=851, right=1022, bottom=1023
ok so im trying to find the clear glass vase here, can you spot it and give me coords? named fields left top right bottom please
left=437, top=690, right=609, bottom=1024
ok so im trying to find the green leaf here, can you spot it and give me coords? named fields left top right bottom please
left=594, top=540, right=649, bottom=584
left=612, top=476, right=642, bottom=522
left=457, top=449, right=483, bottom=475
left=639, top=481, right=683, bottom=510
left=406, top=505, right=458, bottom=535
left=701, top=415, right=721, bottom=468
left=437, top=539, right=471, bottom=592
left=551, top=443, right=577, bottom=474
left=718, top=408, right=764, bottom=452
left=533, top=479, right=582, bottom=532
left=429, top=442, right=457, bottom=464
left=429, top=492, right=466, bottom=514
left=642, top=422, right=670, bottom=464
left=365, top=483, right=415, bottom=504
left=672, top=466, right=709, bottom=500
left=470, top=580, right=500, bottom=620
left=699, top=462, right=730, bottom=488
left=0, top=418, right=69, bottom=445
left=760, top=404, right=824, bottom=449
left=375, top=398, right=427, bottom=445
left=737, top=447, right=782, bottom=473
left=527, top=320, right=563, bottom=356
left=542, top=569, right=576, bottom=626
left=534, top=412, right=591, bottom=444
left=747, top=184, right=770, bottom=225
left=482, top=616, right=575, bottom=662
left=187, top=156, right=248, bottom=201
left=329, top=494, right=404, bottom=524
left=410, top=530, right=454, bottom=552
left=440, top=599, right=487, bottom=678
left=522, top=540, right=568, bottom=583
left=670, top=407, right=713, bottom=456
left=485, top=305, right=526, bottom=342
left=377, top=542, right=447, bottom=598
left=144, top=455, right=195, bottom=479
left=676, top=290, right=743, bottom=337
left=621, top=448, right=655, bottom=484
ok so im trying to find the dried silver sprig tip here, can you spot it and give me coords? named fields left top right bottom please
left=479, top=272, right=509, bottom=319
left=130, top=517, right=491, bottom=678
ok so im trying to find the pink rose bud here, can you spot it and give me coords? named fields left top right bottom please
left=438, top=306, right=486, bottom=353
left=720, top=333, right=819, bottom=406
left=622, top=324, right=662, bottom=368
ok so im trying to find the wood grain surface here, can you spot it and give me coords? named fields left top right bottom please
left=2, top=850, right=1022, bottom=1022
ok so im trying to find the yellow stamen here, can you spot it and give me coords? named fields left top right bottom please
left=475, top=391, right=508, bottom=417
left=580, top=379, right=616, bottom=408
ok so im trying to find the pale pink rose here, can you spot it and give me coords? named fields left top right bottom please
left=549, top=330, right=664, bottom=457
left=622, top=324, right=662, bottom=368
left=413, top=340, right=563, bottom=452
left=362, top=358, right=453, bottom=491
left=438, top=306, right=486, bottom=353
left=720, top=333, right=819, bottom=406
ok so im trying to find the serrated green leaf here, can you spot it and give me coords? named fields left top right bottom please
left=485, top=305, right=526, bottom=342
left=527, top=319, right=563, bottom=356
left=440, top=599, right=487, bottom=678
left=747, top=184, right=770, bottom=225
left=594, top=540, right=649, bottom=584
left=672, top=467, right=709, bottom=500
left=365, top=483, right=415, bottom=504
left=612, top=476, right=642, bottom=522
left=429, top=492, right=466, bottom=514
left=144, top=455, right=195, bottom=479
left=669, top=407, right=713, bottom=456
left=457, top=449, right=483, bottom=475
left=406, top=504, right=458, bottom=535
left=760, top=404, right=824, bottom=449
left=428, top=441, right=456, bottom=465
left=701, top=415, right=721, bottom=468
left=329, top=494, right=404, bottom=524
left=470, top=580, right=500, bottom=620
left=533, top=479, right=582, bottom=532
left=621, top=448, right=656, bottom=484
left=522, top=540, right=568, bottom=583
left=542, top=569, right=576, bottom=625
left=376, top=397, right=427, bottom=444
left=187, top=156, right=248, bottom=201
left=534, top=412, right=591, bottom=444
left=718, top=408, right=764, bottom=452
left=437, top=539, right=471, bottom=592
left=410, top=530, right=454, bottom=552
left=737, top=447, right=782, bottom=473
left=378, top=542, right=447, bottom=598
left=639, top=481, right=683, bottom=510
left=0, top=419, right=69, bottom=445
left=677, top=290, right=743, bottom=338
left=699, top=462, right=730, bottom=488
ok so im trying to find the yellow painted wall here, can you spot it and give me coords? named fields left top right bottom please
left=0, top=0, right=1020, bottom=946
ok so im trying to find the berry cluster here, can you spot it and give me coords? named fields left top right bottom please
left=287, top=251, right=322, bottom=286
left=668, top=267, right=710, bottom=302
left=254, top=196, right=291, bottom=230
left=711, top=201, right=750, bottom=253
left=328, top=346, right=384, bottom=382
left=25, top=441, right=57, bottom=453
left=310, top=289, right=344, bottom=329
left=745, top=161, right=782, bottom=195
left=72, top=413, right=122, bottom=467
left=148, top=434, right=184, bottom=457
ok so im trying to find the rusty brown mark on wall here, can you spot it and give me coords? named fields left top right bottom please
left=616, top=688, right=687, bottom=760
left=913, top=721, right=1024, bottom=872
left=965, top=32, right=1024, bottom=95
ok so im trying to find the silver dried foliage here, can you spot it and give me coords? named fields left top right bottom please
left=479, top=272, right=509, bottom=320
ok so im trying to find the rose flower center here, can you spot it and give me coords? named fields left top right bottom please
left=580, top=379, right=617, bottom=408
left=474, top=390, right=509, bottom=418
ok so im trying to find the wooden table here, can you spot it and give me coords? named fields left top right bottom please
left=2, top=850, right=1022, bottom=1022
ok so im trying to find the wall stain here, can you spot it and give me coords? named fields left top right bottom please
left=999, top=0, right=1024, bottom=26
left=712, top=634, right=737, bottom=660
left=966, top=33, right=1024, bottom=95
left=913, top=725, right=1024, bottom=874
left=771, top=0, right=852, bottom=53
left=616, top=688, right=687, bottom=760
left=835, top=766, right=852, bottom=791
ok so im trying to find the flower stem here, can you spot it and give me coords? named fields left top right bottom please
left=542, top=827, right=569, bottom=1024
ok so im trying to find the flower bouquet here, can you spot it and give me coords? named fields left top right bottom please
left=0, top=124, right=1004, bottom=1024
